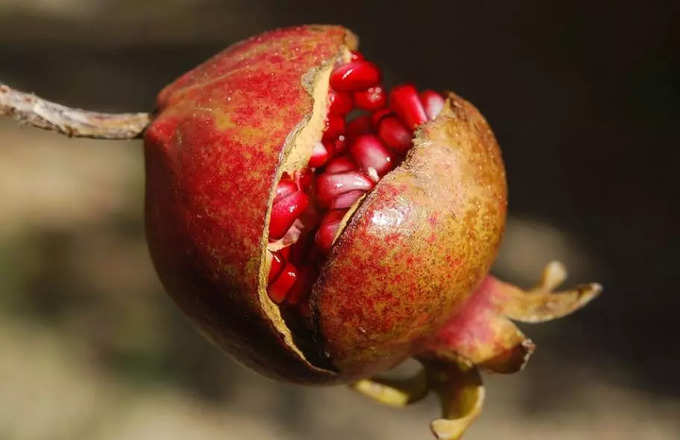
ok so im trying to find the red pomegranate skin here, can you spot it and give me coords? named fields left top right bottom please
left=143, top=24, right=507, bottom=384
left=312, top=94, right=506, bottom=379
left=144, top=25, right=356, bottom=383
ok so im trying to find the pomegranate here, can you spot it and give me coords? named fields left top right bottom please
left=142, top=25, right=601, bottom=438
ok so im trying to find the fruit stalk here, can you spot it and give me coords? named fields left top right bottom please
left=0, top=83, right=150, bottom=139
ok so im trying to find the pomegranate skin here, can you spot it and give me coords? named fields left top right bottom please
left=144, top=24, right=506, bottom=384
left=144, top=25, right=356, bottom=383
left=312, top=94, right=507, bottom=379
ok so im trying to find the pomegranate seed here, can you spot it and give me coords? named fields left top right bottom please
left=323, top=114, right=345, bottom=140
left=269, top=191, right=309, bottom=239
left=309, top=142, right=329, bottom=168
left=346, top=115, right=373, bottom=139
left=350, top=51, right=364, bottom=61
left=297, top=169, right=315, bottom=193
left=334, top=135, right=347, bottom=154
left=419, top=90, right=445, bottom=120
left=322, top=140, right=335, bottom=157
left=315, top=210, right=347, bottom=254
left=268, top=251, right=285, bottom=284
left=316, top=171, right=374, bottom=207
left=353, top=85, right=387, bottom=111
left=389, top=84, right=428, bottom=130
left=268, top=262, right=298, bottom=304
left=330, top=190, right=365, bottom=209
left=328, top=89, right=353, bottom=115
left=287, top=265, right=315, bottom=305
left=274, top=178, right=298, bottom=204
left=330, top=61, right=381, bottom=92
left=378, top=116, right=413, bottom=153
left=325, top=155, right=357, bottom=174
left=349, top=134, right=395, bottom=178
left=324, top=135, right=347, bottom=157
left=371, top=108, right=393, bottom=127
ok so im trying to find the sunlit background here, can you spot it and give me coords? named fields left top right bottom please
left=1, top=1, right=679, bottom=439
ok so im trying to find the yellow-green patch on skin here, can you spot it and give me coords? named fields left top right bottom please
left=312, top=93, right=508, bottom=380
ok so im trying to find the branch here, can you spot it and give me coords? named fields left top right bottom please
left=0, top=83, right=151, bottom=140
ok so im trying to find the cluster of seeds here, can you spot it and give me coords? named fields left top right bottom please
left=266, top=52, right=445, bottom=306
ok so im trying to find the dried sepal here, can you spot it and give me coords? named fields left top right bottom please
left=423, top=358, right=484, bottom=440
left=501, top=261, right=602, bottom=323
left=351, top=356, right=484, bottom=440
left=424, top=262, right=601, bottom=374
left=354, top=260, right=601, bottom=438
left=350, top=368, right=429, bottom=407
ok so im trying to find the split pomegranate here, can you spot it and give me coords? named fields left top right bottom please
left=265, top=67, right=443, bottom=306
left=143, top=25, right=601, bottom=438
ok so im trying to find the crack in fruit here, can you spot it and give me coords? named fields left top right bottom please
left=265, top=53, right=444, bottom=308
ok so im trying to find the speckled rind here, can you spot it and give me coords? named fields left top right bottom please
left=144, top=25, right=355, bottom=384
left=312, top=93, right=507, bottom=380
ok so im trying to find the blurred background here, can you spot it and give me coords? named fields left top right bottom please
left=1, top=1, right=678, bottom=439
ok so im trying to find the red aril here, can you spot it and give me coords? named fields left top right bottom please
left=323, top=114, right=345, bottom=141
left=389, top=84, right=428, bottom=129
left=315, top=209, right=347, bottom=254
left=346, top=115, right=373, bottom=139
left=274, top=178, right=298, bottom=203
left=371, top=107, right=392, bottom=127
left=268, top=262, right=298, bottom=303
left=309, top=142, right=329, bottom=168
left=377, top=116, right=412, bottom=153
left=353, top=85, right=386, bottom=111
left=329, top=190, right=364, bottom=209
left=268, top=251, right=285, bottom=283
left=330, top=61, right=381, bottom=91
left=325, top=155, right=357, bottom=174
left=419, top=90, right=445, bottom=120
left=349, top=50, right=364, bottom=61
left=349, top=134, right=395, bottom=178
left=287, top=265, right=315, bottom=305
left=329, top=135, right=347, bottom=155
left=336, top=135, right=347, bottom=153
left=297, top=169, right=315, bottom=193
left=328, top=89, right=353, bottom=115
left=316, top=170, right=374, bottom=207
left=269, top=190, right=309, bottom=239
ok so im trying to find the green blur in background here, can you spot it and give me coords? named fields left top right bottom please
left=1, top=1, right=679, bottom=439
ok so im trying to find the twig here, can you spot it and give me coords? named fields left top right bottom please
left=0, top=83, right=151, bottom=140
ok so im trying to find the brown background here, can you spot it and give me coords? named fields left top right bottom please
left=1, top=1, right=678, bottom=439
